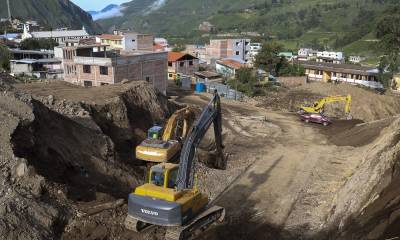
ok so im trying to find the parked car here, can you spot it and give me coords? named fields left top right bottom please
left=300, top=113, right=332, bottom=126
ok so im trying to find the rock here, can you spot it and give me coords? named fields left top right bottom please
left=15, top=162, right=28, bottom=178
left=47, top=95, right=54, bottom=105
left=106, top=112, right=113, bottom=120
left=367, top=219, right=388, bottom=239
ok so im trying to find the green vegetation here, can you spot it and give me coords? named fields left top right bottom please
left=255, top=42, right=305, bottom=77
left=376, top=6, right=400, bottom=79
left=20, top=38, right=58, bottom=50
left=0, top=0, right=101, bottom=33
left=0, top=45, right=10, bottom=71
left=97, top=0, right=398, bottom=59
left=227, top=67, right=257, bottom=96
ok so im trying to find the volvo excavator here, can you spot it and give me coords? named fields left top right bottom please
left=125, top=91, right=226, bottom=240
left=136, top=107, right=196, bottom=163
left=299, top=94, right=352, bottom=118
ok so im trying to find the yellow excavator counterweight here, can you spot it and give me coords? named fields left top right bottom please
left=135, top=107, right=196, bottom=163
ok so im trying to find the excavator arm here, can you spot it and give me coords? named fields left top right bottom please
left=161, top=107, right=195, bottom=142
left=302, top=94, right=352, bottom=115
left=176, top=92, right=225, bottom=191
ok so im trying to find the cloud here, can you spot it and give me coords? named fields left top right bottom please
left=92, top=6, right=125, bottom=20
left=144, top=0, right=166, bottom=14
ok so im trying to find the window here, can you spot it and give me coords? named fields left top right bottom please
left=179, top=62, right=184, bottom=67
left=100, top=83, right=109, bottom=86
left=169, top=73, right=173, bottom=78
left=100, top=66, right=108, bottom=75
left=168, top=62, right=172, bottom=67
left=189, top=60, right=193, bottom=66
left=83, top=81, right=92, bottom=87
left=236, top=42, right=240, bottom=46
left=132, top=39, right=136, bottom=42
left=151, top=171, right=164, bottom=187
left=167, top=169, right=178, bottom=188
left=83, top=65, right=91, bottom=73
left=235, top=51, right=240, bottom=55
left=146, top=76, right=150, bottom=82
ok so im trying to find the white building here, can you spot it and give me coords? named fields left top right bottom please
left=22, top=24, right=90, bottom=45
left=316, top=51, right=344, bottom=64
left=249, top=43, right=262, bottom=59
left=349, top=56, right=366, bottom=64
left=155, top=38, right=169, bottom=47
left=297, top=48, right=317, bottom=61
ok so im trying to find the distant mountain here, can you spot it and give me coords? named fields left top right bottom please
left=89, top=4, right=124, bottom=21
left=0, top=0, right=101, bottom=33
left=96, top=0, right=397, bottom=56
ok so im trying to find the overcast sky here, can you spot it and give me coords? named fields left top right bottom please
left=71, top=0, right=128, bottom=11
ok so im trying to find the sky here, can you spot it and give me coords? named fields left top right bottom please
left=71, top=0, right=128, bottom=11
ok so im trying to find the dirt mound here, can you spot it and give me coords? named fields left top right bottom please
left=298, top=83, right=400, bottom=122
left=254, top=82, right=400, bottom=122
left=326, top=117, right=394, bottom=147
left=0, top=79, right=174, bottom=240
left=325, top=117, right=400, bottom=239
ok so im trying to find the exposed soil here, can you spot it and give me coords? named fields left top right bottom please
left=1, top=77, right=400, bottom=240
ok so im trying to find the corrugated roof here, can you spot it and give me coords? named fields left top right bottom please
left=300, top=61, right=378, bottom=75
left=98, top=34, right=124, bottom=40
left=194, top=71, right=220, bottom=78
left=31, top=29, right=89, bottom=38
left=217, top=59, right=245, bottom=70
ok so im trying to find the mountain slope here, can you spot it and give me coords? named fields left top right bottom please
left=89, top=4, right=124, bottom=21
left=97, top=0, right=397, bottom=53
left=0, top=0, right=101, bottom=33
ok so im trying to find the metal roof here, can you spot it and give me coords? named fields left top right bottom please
left=31, top=29, right=89, bottom=38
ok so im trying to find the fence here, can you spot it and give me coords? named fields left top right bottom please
left=198, top=80, right=244, bottom=100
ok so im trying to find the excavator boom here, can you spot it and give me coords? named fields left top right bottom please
left=300, top=94, right=352, bottom=116
left=177, top=92, right=225, bottom=190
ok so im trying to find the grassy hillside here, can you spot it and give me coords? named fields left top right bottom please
left=0, top=0, right=101, bottom=33
left=97, top=0, right=397, bottom=58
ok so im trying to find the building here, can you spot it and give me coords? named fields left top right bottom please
left=198, top=21, right=216, bottom=32
left=184, top=45, right=207, bottom=61
left=278, top=52, right=294, bottom=61
left=301, top=61, right=382, bottom=89
left=349, top=56, right=366, bottom=64
left=9, top=49, right=54, bottom=60
left=22, top=25, right=90, bottom=45
left=96, top=31, right=154, bottom=52
left=167, top=52, right=199, bottom=80
left=297, top=48, right=317, bottom=61
left=249, top=43, right=262, bottom=59
left=215, top=59, right=246, bottom=77
left=206, top=39, right=251, bottom=63
left=154, top=38, right=169, bottom=47
left=194, top=71, right=221, bottom=83
left=62, top=44, right=168, bottom=94
left=10, top=58, right=63, bottom=79
left=316, top=51, right=344, bottom=64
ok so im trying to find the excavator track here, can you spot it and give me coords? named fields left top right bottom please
left=124, top=215, right=153, bottom=233
left=165, top=206, right=225, bottom=240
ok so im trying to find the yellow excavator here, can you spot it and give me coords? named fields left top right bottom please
left=299, top=94, right=352, bottom=118
left=136, top=107, right=196, bottom=163
left=125, top=91, right=226, bottom=240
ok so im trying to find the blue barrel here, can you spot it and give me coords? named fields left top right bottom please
left=195, top=82, right=206, bottom=93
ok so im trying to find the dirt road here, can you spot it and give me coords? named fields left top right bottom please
left=171, top=92, right=367, bottom=240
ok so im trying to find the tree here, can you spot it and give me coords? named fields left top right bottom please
left=172, top=44, right=186, bottom=52
left=20, top=38, right=59, bottom=50
left=376, top=7, right=400, bottom=80
left=227, top=67, right=257, bottom=96
left=0, top=45, right=10, bottom=71
left=254, top=42, right=284, bottom=75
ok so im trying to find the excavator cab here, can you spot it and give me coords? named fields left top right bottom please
left=148, top=163, right=178, bottom=189
left=148, top=126, right=163, bottom=140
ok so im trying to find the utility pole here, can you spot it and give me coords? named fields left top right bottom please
left=6, top=0, right=12, bottom=22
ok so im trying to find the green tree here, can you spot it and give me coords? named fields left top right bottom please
left=20, top=38, right=59, bottom=50
left=254, top=42, right=284, bottom=75
left=172, top=44, right=186, bottom=52
left=0, top=45, right=10, bottom=71
left=376, top=7, right=400, bottom=82
left=227, top=67, right=257, bottom=96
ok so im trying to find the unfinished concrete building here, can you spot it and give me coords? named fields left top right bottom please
left=62, top=44, right=167, bottom=94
